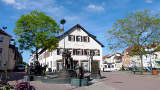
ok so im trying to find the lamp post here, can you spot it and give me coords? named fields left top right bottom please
left=60, top=19, right=66, bottom=70
left=90, top=50, right=94, bottom=73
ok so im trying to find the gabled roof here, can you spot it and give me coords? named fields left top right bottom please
left=0, top=29, right=11, bottom=37
left=57, top=24, right=104, bottom=47
left=38, top=24, right=104, bottom=54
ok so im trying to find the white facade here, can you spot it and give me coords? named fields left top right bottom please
left=102, top=53, right=122, bottom=71
left=30, top=24, right=104, bottom=72
left=122, top=47, right=160, bottom=69
left=142, top=52, right=160, bottom=69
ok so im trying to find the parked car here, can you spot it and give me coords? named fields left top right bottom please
left=14, top=64, right=25, bottom=72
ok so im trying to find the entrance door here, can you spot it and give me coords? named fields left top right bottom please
left=91, top=61, right=99, bottom=74
left=57, top=61, right=62, bottom=72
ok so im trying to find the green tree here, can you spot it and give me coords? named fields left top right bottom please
left=107, top=10, right=160, bottom=74
left=14, top=10, right=60, bottom=61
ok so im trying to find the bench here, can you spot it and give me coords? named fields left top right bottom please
left=132, top=67, right=142, bottom=74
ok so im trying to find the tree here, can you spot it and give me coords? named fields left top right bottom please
left=14, top=10, right=60, bottom=61
left=107, top=10, right=160, bottom=74
left=22, top=61, right=29, bottom=66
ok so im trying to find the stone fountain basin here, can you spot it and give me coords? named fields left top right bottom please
left=34, top=75, right=71, bottom=84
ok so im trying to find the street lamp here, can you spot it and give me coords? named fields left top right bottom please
left=89, top=50, right=94, bottom=72
left=60, top=19, right=66, bottom=70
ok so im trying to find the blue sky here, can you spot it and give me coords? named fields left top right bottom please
left=0, top=0, right=160, bottom=63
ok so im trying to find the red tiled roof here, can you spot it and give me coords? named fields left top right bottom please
left=0, top=29, right=11, bottom=37
left=103, top=54, right=110, bottom=60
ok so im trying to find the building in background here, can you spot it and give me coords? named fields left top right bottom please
left=102, top=53, right=122, bottom=71
left=0, top=29, right=23, bottom=71
left=122, top=46, right=160, bottom=70
left=29, top=24, right=104, bottom=72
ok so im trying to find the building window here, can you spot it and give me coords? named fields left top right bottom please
left=0, top=48, right=2, bottom=53
left=76, top=49, right=81, bottom=55
left=0, top=36, right=3, bottom=42
left=73, top=49, right=82, bottom=55
left=68, top=35, right=75, bottom=41
left=57, top=48, right=63, bottom=55
left=66, top=48, right=72, bottom=55
left=83, top=36, right=88, bottom=42
left=93, top=50, right=100, bottom=56
left=84, top=49, right=90, bottom=55
left=76, top=36, right=81, bottom=42
left=90, top=50, right=95, bottom=56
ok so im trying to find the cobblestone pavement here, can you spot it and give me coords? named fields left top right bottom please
left=102, top=71, right=160, bottom=90
left=7, top=71, right=160, bottom=90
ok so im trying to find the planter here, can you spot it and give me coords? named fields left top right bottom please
left=152, top=70, right=159, bottom=75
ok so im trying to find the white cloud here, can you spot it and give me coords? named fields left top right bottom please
left=2, top=0, right=83, bottom=26
left=2, top=0, right=15, bottom=4
left=146, top=0, right=153, bottom=3
left=1, top=0, right=66, bottom=17
left=1, top=0, right=58, bottom=10
left=86, top=4, right=104, bottom=12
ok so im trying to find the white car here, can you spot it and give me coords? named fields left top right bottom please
left=103, top=68, right=115, bottom=72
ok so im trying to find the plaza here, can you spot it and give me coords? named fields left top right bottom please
left=7, top=71, right=160, bottom=90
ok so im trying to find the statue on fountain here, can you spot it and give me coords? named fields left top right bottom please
left=26, top=61, right=47, bottom=76
left=62, top=50, right=74, bottom=70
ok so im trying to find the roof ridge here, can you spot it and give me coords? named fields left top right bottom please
left=0, top=29, right=11, bottom=37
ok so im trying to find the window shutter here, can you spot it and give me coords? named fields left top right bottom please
left=76, top=36, right=78, bottom=41
left=88, top=37, right=90, bottom=42
left=68, top=35, right=70, bottom=41
left=57, top=49, right=60, bottom=55
left=73, top=49, right=75, bottom=55
left=73, top=36, right=75, bottom=41
left=81, top=49, right=83, bottom=55
left=81, top=36, right=82, bottom=42
left=98, top=50, right=100, bottom=56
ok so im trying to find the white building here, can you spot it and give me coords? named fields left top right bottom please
left=29, top=24, right=104, bottom=72
left=142, top=52, right=160, bottom=69
left=122, top=46, right=160, bottom=70
left=102, top=53, right=122, bottom=71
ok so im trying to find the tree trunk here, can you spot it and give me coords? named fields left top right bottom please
left=140, top=54, right=143, bottom=75
left=36, top=48, right=39, bottom=61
